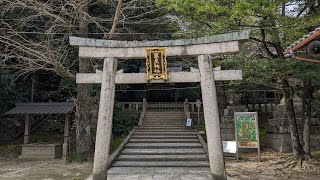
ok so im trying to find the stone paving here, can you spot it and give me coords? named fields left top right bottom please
left=86, top=167, right=215, bottom=180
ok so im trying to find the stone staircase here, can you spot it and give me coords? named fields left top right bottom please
left=112, top=111, right=210, bottom=167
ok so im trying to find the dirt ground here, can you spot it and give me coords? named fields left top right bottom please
left=226, top=150, right=320, bottom=180
left=0, top=150, right=320, bottom=180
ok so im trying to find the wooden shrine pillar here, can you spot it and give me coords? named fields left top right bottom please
left=92, top=57, right=118, bottom=180
left=198, top=54, right=226, bottom=180
left=63, top=113, right=70, bottom=161
left=24, top=114, right=31, bottom=144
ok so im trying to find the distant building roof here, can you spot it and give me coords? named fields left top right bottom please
left=283, top=27, right=320, bottom=61
left=4, top=102, right=75, bottom=115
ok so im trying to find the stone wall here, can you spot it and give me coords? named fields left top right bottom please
left=266, top=95, right=320, bottom=152
left=220, top=105, right=248, bottom=141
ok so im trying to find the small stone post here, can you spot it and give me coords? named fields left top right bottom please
left=196, top=99, right=201, bottom=124
left=63, top=113, right=70, bottom=161
left=143, top=98, right=147, bottom=112
left=184, top=99, right=190, bottom=119
left=198, top=54, right=226, bottom=179
left=138, top=98, right=147, bottom=126
left=92, top=57, right=118, bottom=180
left=24, top=114, right=31, bottom=144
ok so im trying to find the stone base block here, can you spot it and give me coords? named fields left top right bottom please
left=267, top=133, right=320, bottom=153
left=266, top=133, right=292, bottom=153
left=221, top=116, right=234, bottom=124
left=19, top=143, right=62, bottom=160
left=223, top=106, right=248, bottom=116
left=221, top=134, right=235, bottom=141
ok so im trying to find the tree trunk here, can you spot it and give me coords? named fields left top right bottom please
left=76, top=3, right=92, bottom=154
left=302, top=79, right=313, bottom=155
left=282, top=79, right=303, bottom=156
left=76, top=63, right=93, bottom=153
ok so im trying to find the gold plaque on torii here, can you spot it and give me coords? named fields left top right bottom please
left=145, top=48, right=168, bottom=80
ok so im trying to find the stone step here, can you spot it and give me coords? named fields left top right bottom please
left=117, top=154, right=208, bottom=161
left=146, top=116, right=184, bottom=118
left=144, top=118, right=184, bottom=119
left=146, top=112, right=185, bottom=114
left=146, top=114, right=184, bottom=116
left=140, top=127, right=187, bottom=129
left=143, top=119, right=186, bottom=123
left=142, top=124, right=186, bottom=127
left=143, top=122, right=185, bottom=125
left=125, top=143, right=202, bottom=149
left=142, top=123, right=186, bottom=126
left=134, top=132, right=197, bottom=135
left=137, top=126, right=187, bottom=129
left=144, top=119, right=185, bottom=122
left=135, top=129, right=194, bottom=132
left=112, top=161, right=210, bottom=167
left=129, top=139, right=198, bottom=143
left=121, top=148, right=206, bottom=155
left=146, top=112, right=184, bottom=114
left=145, top=118, right=185, bottom=119
left=145, top=114, right=184, bottom=116
left=145, top=116, right=185, bottom=118
left=145, top=115, right=185, bottom=117
left=131, top=135, right=197, bottom=139
left=144, top=120, right=185, bottom=122
left=143, top=121, right=186, bottom=125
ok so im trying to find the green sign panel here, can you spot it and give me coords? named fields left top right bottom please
left=234, top=112, right=259, bottom=147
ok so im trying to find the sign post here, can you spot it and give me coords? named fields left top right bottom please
left=234, top=112, right=260, bottom=162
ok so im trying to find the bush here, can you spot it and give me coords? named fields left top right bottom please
left=67, top=152, right=87, bottom=162
left=0, top=144, right=21, bottom=159
left=112, top=103, right=139, bottom=136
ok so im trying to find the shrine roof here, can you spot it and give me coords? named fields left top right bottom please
left=283, top=27, right=320, bottom=56
left=4, top=102, right=75, bottom=115
left=69, top=30, right=250, bottom=48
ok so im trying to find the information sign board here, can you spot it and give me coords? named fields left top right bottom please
left=234, top=112, right=260, bottom=161
left=186, top=118, right=192, bottom=126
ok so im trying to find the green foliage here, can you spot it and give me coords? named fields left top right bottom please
left=0, top=144, right=21, bottom=159
left=112, top=103, right=139, bottom=137
left=110, top=136, right=125, bottom=153
left=222, top=43, right=289, bottom=79
left=59, top=77, right=77, bottom=100
left=194, top=123, right=206, bottom=132
left=0, top=71, right=30, bottom=114
left=176, top=88, right=201, bottom=101
left=157, top=0, right=319, bottom=47
left=67, top=152, right=87, bottom=162
left=259, top=128, right=267, bottom=143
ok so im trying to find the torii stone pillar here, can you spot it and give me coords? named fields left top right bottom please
left=92, top=57, right=117, bottom=180
left=198, top=54, right=226, bottom=179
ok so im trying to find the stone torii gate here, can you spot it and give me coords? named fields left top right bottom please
left=69, top=30, right=250, bottom=180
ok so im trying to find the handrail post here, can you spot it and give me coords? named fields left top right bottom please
left=143, top=98, right=147, bottom=112
left=196, top=99, right=202, bottom=124
left=184, top=99, right=190, bottom=119
left=138, top=98, right=147, bottom=126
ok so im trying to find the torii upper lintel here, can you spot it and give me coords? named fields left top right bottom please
left=69, top=30, right=250, bottom=59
